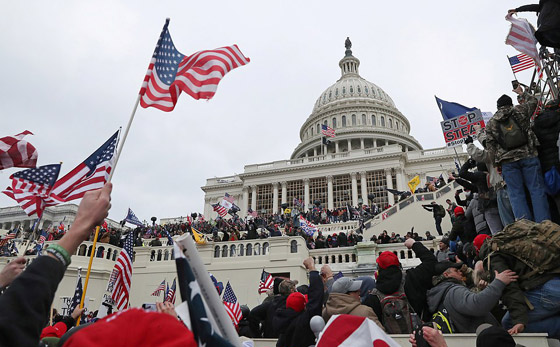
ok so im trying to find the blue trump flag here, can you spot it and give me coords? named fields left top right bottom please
left=435, top=96, right=478, bottom=121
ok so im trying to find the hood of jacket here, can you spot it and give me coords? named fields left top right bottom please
left=376, top=266, right=402, bottom=294
left=323, top=293, right=362, bottom=316
left=426, top=278, right=464, bottom=313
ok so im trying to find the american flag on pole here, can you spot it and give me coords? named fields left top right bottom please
left=321, top=124, right=336, bottom=137
left=212, top=203, right=228, bottom=217
left=299, top=215, right=318, bottom=236
left=258, top=269, right=273, bottom=294
left=2, top=164, right=62, bottom=217
left=222, top=281, right=242, bottom=327
left=124, top=208, right=143, bottom=227
left=110, top=231, right=134, bottom=311
left=165, top=278, right=176, bottom=304
left=139, top=19, right=250, bottom=111
left=46, top=131, right=118, bottom=205
left=0, top=233, right=16, bottom=248
left=151, top=279, right=166, bottom=297
left=70, top=274, right=83, bottom=313
left=508, top=53, right=536, bottom=73
left=0, top=131, right=38, bottom=171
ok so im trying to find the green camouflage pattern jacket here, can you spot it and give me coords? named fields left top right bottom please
left=485, top=92, right=539, bottom=165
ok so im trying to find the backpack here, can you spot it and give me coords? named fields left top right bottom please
left=434, top=205, right=446, bottom=218
left=495, top=114, right=528, bottom=150
left=485, top=219, right=560, bottom=280
left=372, top=282, right=414, bottom=334
left=430, top=285, right=455, bottom=334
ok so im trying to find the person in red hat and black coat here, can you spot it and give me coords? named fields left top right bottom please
left=449, top=206, right=477, bottom=244
left=363, top=238, right=437, bottom=322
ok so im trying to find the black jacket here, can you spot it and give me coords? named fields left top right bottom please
left=249, top=294, right=287, bottom=338
left=534, top=104, right=560, bottom=173
left=274, top=271, right=324, bottom=347
left=516, top=1, right=560, bottom=47
left=0, top=256, right=66, bottom=347
left=364, top=242, right=437, bottom=321
left=449, top=214, right=477, bottom=244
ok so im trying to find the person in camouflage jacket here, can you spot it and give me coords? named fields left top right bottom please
left=484, top=86, right=550, bottom=222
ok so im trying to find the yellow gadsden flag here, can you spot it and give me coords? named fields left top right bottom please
left=191, top=227, right=207, bottom=244
left=408, top=175, right=421, bottom=193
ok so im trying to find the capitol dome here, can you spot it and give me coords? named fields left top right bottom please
left=291, top=38, right=422, bottom=159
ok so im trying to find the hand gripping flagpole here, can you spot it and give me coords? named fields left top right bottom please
left=78, top=20, right=172, bottom=326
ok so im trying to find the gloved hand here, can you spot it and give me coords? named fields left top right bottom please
left=464, top=135, right=474, bottom=144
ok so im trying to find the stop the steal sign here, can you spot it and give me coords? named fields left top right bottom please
left=440, top=110, right=485, bottom=147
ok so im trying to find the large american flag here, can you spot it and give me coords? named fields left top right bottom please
left=222, top=281, right=242, bottom=327
left=111, top=231, right=134, bottom=311
left=321, top=124, right=336, bottom=138
left=47, top=131, right=118, bottom=205
left=151, top=279, right=166, bottom=297
left=509, top=53, right=535, bottom=73
left=212, top=203, right=228, bottom=217
left=258, top=269, right=273, bottom=294
left=139, top=19, right=250, bottom=111
left=3, top=164, right=62, bottom=217
left=0, top=233, right=16, bottom=248
left=0, top=130, right=38, bottom=170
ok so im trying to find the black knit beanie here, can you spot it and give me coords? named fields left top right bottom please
left=497, top=94, right=513, bottom=108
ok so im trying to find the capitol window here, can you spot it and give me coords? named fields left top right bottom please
left=357, top=85, right=361, bottom=93
left=332, top=118, right=337, bottom=128
left=342, top=87, right=346, bottom=95
left=352, top=114, right=356, bottom=126
left=323, top=94, right=327, bottom=102
left=361, top=114, right=366, bottom=125
left=389, top=119, right=393, bottom=128
left=381, top=116, right=385, bottom=127
left=317, top=124, right=320, bottom=134
left=329, top=91, right=332, bottom=99
left=396, top=121, right=399, bottom=130
left=342, top=116, right=346, bottom=127
left=365, top=86, right=369, bottom=94
left=372, top=115, right=376, bottom=125
left=333, top=175, right=352, bottom=208
left=256, top=184, right=273, bottom=215
left=350, top=86, right=353, bottom=93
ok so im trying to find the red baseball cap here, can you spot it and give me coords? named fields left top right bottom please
left=376, top=251, right=400, bottom=269
left=40, top=322, right=67, bottom=339
left=473, top=234, right=491, bottom=253
left=454, top=206, right=465, bottom=216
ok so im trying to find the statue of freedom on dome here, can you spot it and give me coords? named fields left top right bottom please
left=345, top=37, right=352, bottom=50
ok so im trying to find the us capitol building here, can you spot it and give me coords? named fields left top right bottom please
left=201, top=39, right=463, bottom=218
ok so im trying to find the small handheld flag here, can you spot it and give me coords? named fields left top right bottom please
left=151, top=280, right=166, bottom=297
left=222, top=282, right=242, bottom=327
left=124, top=208, right=144, bottom=227
left=258, top=269, right=273, bottom=294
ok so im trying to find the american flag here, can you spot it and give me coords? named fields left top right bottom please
left=47, top=131, right=118, bottom=205
left=0, top=233, right=16, bottom=247
left=223, top=193, right=235, bottom=204
left=258, top=270, right=273, bottom=294
left=151, top=279, right=166, bottom=297
left=139, top=19, right=250, bottom=111
left=38, top=230, right=47, bottom=244
left=222, top=281, right=242, bottom=327
left=509, top=53, right=535, bottom=73
left=0, top=130, right=38, bottom=171
left=2, top=164, right=62, bottom=217
left=321, top=124, right=336, bottom=138
left=165, top=278, right=176, bottom=304
left=110, top=231, right=134, bottom=311
left=220, top=193, right=234, bottom=210
left=124, top=208, right=143, bottom=227
left=299, top=215, right=318, bottom=236
left=505, top=14, right=540, bottom=63
left=70, top=274, right=83, bottom=313
left=212, top=203, right=228, bottom=217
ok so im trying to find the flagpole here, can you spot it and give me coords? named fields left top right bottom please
left=23, top=216, right=42, bottom=254
left=76, top=226, right=100, bottom=326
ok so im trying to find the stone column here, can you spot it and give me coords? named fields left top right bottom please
left=385, top=169, right=395, bottom=205
left=242, top=187, right=249, bottom=215
left=281, top=181, right=287, bottom=205
left=313, top=148, right=317, bottom=157
left=396, top=169, right=405, bottom=191
left=251, top=186, right=257, bottom=211
left=351, top=172, right=359, bottom=207
left=373, top=139, right=377, bottom=148
left=347, top=139, right=352, bottom=151
left=327, top=175, right=334, bottom=210
left=360, top=171, right=368, bottom=203
left=360, top=138, right=365, bottom=149
left=272, top=182, right=279, bottom=214
left=335, top=141, right=339, bottom=153
left=304, top=178, right=310, bottom=212
left=204, top=197, right=212, bottom=218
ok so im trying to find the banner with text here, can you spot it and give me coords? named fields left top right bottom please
left=440, top=109, right=485, bottom=147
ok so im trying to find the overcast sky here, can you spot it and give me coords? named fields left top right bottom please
left=0, top=1, right=539, bottom=223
